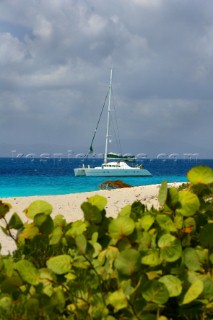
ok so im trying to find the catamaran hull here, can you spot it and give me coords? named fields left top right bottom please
left=74, top=168, right=86, bottom=176
left=84, top=169, right=152, bottom=177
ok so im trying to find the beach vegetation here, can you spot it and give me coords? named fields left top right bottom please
left=0, top=165, right=213, bottom=319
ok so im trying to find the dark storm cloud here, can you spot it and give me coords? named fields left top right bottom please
left=0, top=0, right=213, bottom=157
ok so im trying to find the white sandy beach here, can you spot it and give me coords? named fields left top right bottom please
left=0, top=183, right=182, bottom=255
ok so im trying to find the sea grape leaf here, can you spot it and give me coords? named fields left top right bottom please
left=120, top=279, right=135, bottom=296
left=202, top=276, right=213, bottom=299
left=34, top=213, right=54, bottom=235
left=141, top=249, right=162, bottom=267
left=142, top=280, right=169, bottom=305
left=182, top=279, right=203, bottom=304
left=15, top=260, right=40, bottom=285
left=106, top=289, right=128, bottom=312
left=81, top=202, right=102, bottom=223
left=89, top=232, right=102, bottom=257
left=187, top=165, right=213, bottom=185
left=159, top=275, right=182, bottom=297
left=39, top=267, right=56, bottom=281
left=39, top=268, right=56, bottom=297
left=0, top=296, right=12, bottom=314
left=108, top=216, right=135, bottom=239
left=199, top=223, right=213, bottom=249
left=140, top=214, right=155, bottom=231
left=0, top=201, right=11, bottom=218
left=46, top=255, right=72, bottom=274
left=8, top=213, right=23, bottom=230
left=66, top=220, right=87, bottom=238
left=3, top=258, right=14, bottom=277
left=25, top=200, right=53, bottom=219
left=158, top=180, right=168, bottom=206
left=117, top=237, right=132, bottom=251
left=176, top=190, right=200, bottom=217
left=131, top=201, right=146, bottom=220
left=119, top=205, right=132, bottom=217
left=91, top=231, right=98, bottom=243
left=53, top=214, right=66, bottom=228
left=49, top=226, right=63, bottom=245
left=88, top=294, right=108, bottom=318
left=146, top=270, right=162, bottom=281
left=158, top=234, right=182, bottom=262
left=17, top=223, right=39, bottom=241
left=75, top=234, right=87, bottom=254
left=167, top=187, right=179, bottom=208
left=183, top=248, right=200, bottom=271
left=174, top=214, right=183, bottom=229
left=91, top=241, right=102, bottom=258
left=184, top=217, right=196, bottom=232
left=186, top=270, right=201, bottom=285
left=196, top=248, right=208, bottom=267
left=150, top=230, right=158, bottom=249
left=156, top=214, right=177, bottom=232
left=0, top=275, right=23, bottom=293
left=99, top=245, right=119, bottom=267
left=114, top=248, right=140, bottom=276
left=72, top=256, right=90, bottom=270
left=87, top=195, right=107, bottom=211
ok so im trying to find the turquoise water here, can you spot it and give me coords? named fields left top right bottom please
left=0, top=174, right=187, bottom=198
left=0, top=158, right=212, bottom=198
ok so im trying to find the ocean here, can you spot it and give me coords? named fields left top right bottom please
left=0, top=158, right=212, bottom=198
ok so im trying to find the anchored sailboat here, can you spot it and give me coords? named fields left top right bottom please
left=74, top=69, right=152, bottom=177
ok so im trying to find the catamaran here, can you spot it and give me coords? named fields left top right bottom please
left=74, top=69, right=152, bottom=177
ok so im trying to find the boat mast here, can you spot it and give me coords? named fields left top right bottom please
left=104, top=69, right=113, bottom=163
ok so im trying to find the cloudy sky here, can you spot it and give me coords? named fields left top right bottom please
left=0, top=0, right=213, bottom=158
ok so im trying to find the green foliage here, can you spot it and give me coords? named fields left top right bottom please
left=158, top=180, right=168, bottom=206
left=46, top=255, right=72, bottom=274
left=0, top=201, right=11, bottom=218
left=187, top=165, right=213, bottom=184
left=142, top=280, right=169, bottom=305
left=15, top=260, right=40, bottom=285
left=108, top=216, right=135, bottom=240
left=24, top=200, right=53, bottom=219
left=0, top=165, right=213, bottom=319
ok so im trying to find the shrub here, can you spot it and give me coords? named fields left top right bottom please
left=0, top=165, right=213, bottom=319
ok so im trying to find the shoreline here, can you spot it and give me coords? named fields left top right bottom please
left=0, top=182, right=183, bottom=255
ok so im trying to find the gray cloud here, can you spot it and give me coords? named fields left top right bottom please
left=0, top=0, right=212, bottom=157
